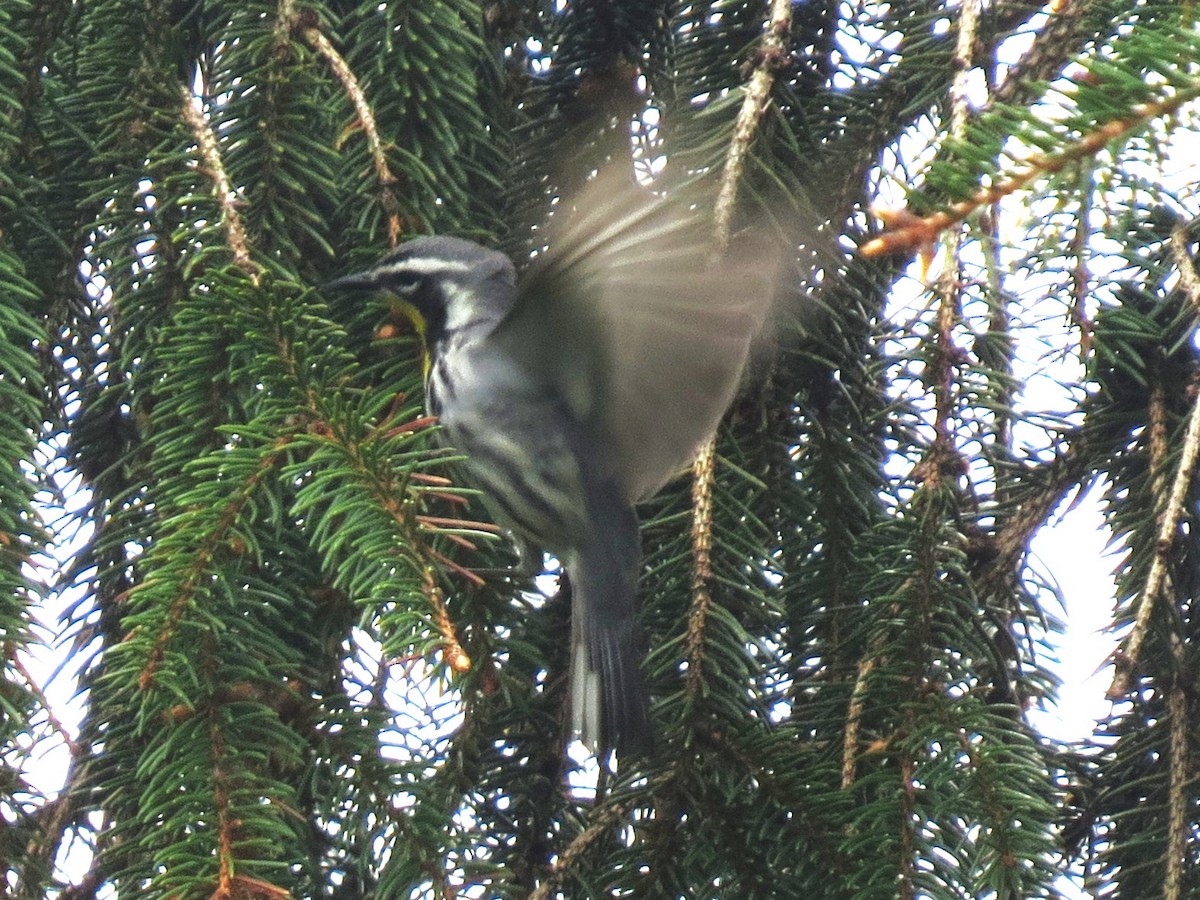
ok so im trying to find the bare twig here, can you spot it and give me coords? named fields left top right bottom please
left=710, top=0, right=791, bottom=251
left=1069, top=166, right=1096, bottom=355
left=686, top=438, right=717, bottom=699
left=1165, top=639, right=1188, bottom=900
left=426, top=566, right=472, bottom=673
left=841, top=655, right=878, bottom=788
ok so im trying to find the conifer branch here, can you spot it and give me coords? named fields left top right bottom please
left=1109, top=227, right=1200, bottom=697
left=302, top=414, right=475, bottom=671
left=687, top=0, right=792, bottom=697
left=974, top=446, right=1087, bottom=600
left=529, top=788, right=652, bottom=900
left=180, top=85, right=259, bottom=283
left=863, top=78, right=1200, bottom=258
left=292, top=5, right=404, bottom=247
left=990, top=0, right=1100, bottom=110
left=139, top=443, right=288, bottom=690
left=179, top=80, right=470, bottom=675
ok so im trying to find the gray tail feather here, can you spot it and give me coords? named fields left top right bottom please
left=566, top=480, right=650, bottom=758
left=569, top=578, right=652, bottom=758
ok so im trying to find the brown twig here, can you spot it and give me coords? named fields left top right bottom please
left=1165, top=632, right=1188, bottom=900
left=927, top=0, right=981, bottom=479
left=710, top=0, right=791, bottom=251
left=841, top=655, right=878, bottom=788
left=140, top=444, right=288, bottom=690
left=529, top=787, right=653, bottom=900
left=426, top=566, right=472, bottom=673
left=1069, top=165, right=1096, bottom=355
left=11, top=650, right=79, bottom=755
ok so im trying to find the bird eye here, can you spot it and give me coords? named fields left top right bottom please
left=387, top=271, right=423, bottom=295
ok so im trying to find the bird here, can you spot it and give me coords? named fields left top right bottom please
left=329, top=166, right=781, bottom=759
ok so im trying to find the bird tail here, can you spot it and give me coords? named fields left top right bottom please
left=567, top=494, right=651, bottom=759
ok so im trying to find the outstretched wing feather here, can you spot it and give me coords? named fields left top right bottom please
left=501, top=167, right=781, bottom=501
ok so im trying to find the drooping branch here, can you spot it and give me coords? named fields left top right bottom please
left=180, top=85, right=259, bottom=282
left=687, top=0, right=792, bottom=698
left=180, top=81, right=472, bottom=673
left=288, top=1, right=404, bottom=248
left=1108, top=227, right=1200, bottom=697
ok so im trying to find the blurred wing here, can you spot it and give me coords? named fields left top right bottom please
left=501, top=167, right=783, bottom=501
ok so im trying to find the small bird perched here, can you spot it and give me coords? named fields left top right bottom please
left=330, top=167, right=780, bottom=758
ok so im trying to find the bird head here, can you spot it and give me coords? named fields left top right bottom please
left=327, top=235, right=517, bottom=347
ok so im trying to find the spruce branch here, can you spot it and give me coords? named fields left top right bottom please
left=863, top=76, right=1200, bottom=258
left=1111, top=293, right=1190, bottom=899
left=291, top=3, right=404, bottom=248
left=1165, top=645, right=1188, bottom=900
left=387, top=800, right=463, bottom=899
left=528, top=786, right=653, bottom=900
left=1108, top=226, right=1200, bottom=697
left=845, top=0, right=985, bottom=793
left=296, top=408, right=475, bottom=672
left=687, top=0, right=792, bottom=697
left=138, top=441, right=290, bottom=690
left=180, top=78, right=472, bottom=673
left=180, top=85, right=259, bottom=283
left=990, top=0, right=1102, bottom=110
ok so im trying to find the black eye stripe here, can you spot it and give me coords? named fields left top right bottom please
left=387, top=270, right=424, bottom=292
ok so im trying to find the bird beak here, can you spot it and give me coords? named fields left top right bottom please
left=324, top=271, right=379, bottom=293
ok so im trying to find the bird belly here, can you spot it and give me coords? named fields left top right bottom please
left=428, top=351, right=589, bottom=551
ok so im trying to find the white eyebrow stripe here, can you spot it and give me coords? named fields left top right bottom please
left=377, top=257, right=476, bottom=278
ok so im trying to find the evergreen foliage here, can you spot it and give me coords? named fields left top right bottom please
left=3, top=1, right=1200, bottom=897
